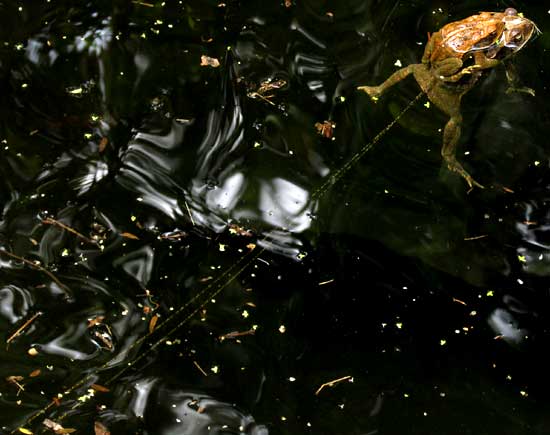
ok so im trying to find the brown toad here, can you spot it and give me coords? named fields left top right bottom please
left=358, top=8, right=538, bottom=189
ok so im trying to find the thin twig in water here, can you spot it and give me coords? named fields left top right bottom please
left=464, top=234, right=488, bottom=241
left=193, top=361, right=208, bottom=377
left=0, top=249, right=70, bottom=292
left=218, top=328, right=255, bottom=341
left=42, top=217, right=97, bottom=245
left=184, top=199, right=196, bottom=226
left=131, top=0, right=154, bottom=6
left=315, top=375, right=353, bottom=395
left=6, top=312, right=43, bottom=345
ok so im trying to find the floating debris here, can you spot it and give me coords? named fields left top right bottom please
left=463, top=234, right=488, bottom=241
left=219, top=328, right=255, bottom=341
left=120, top=232, right=140, bottom=240
left=43, top=418, right=76, bottom=434
left=228, top=223, right=253, bottom=237
left=315, top=375, right=353, bottom=395
left=247, top=78, right=287, bottom=105
left=159, top=229, right=188, bottom=241
left=149, top=314, right=159, bottom=333
left=0, top=249, right=69, bottom=291
left=314, top=120, right=335, bottom=138
left=6, top=312, right=43, bottom=345
left=42, top=217, right=96, bottom=245
left=200, top=55, right=220, bottom=68
left=94, top=421, right=110, bottom=435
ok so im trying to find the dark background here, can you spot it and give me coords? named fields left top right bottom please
left=1, top=1, right=550, bottom=434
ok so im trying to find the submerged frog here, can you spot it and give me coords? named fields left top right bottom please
left=358, top=8, right=539, bottom=189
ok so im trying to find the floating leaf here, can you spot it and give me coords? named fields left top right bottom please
left=91, top=383, right=110, bottom=393
left=94, top=421, right=110, bottom=435
left=43, top=419, right=76, bottom=434
left=120, top=232, right=139, bottom=240
left=314, top=120, right=335, bottom=139
left=149, top=314, right=159, bottom=333
left=98, top=137, right=108, bottom=153
left=200, top=55, right=220, bottom=68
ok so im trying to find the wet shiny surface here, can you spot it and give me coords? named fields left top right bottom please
left=1, top=1, right=550, bottom=434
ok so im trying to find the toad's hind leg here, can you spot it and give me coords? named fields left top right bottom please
left=441, top=113, right=484, bottom=189
left=358, top=65, right=418, bottom=99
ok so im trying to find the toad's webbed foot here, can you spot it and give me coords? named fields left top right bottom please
left=506, top=86, right=536, bottom=97
left=357, top=85, right=382, bottom=100
left=357, top=65, right=417, bottom=101
left=446, top=159, right=484, bottom=190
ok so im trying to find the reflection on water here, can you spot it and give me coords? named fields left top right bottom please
left=1, top=1, right=550, bottom=434
left=100, top=378, right=269, bottom=434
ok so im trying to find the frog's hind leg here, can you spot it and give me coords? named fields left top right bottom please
left=441, top=112, right=484, bottom=189
left=358, top=65, right=418, bottom=100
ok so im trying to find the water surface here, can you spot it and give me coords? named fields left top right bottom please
left=1, top=1, right=550, bottom=434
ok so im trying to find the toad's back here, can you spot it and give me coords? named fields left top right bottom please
left=429, top=12, right=505, bottom=63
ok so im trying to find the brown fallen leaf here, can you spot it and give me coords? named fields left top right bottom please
left=43, top=418, right=76, bottom=434
left=315, top=120, right=335, bottom=138
left=158, top=230, right=188, bottom=241
left=87, top=316, right=105, bottom=328
left=228, top=223, right=253, bottom=237
left=91, top=383, right=110, bottom=393
left=6, top=311, right=43, bottom=345
left=149, top=314, right=159, bottom=333
left=6, top=375, right=25, bottom=392
left=200, top=55, right=220, bottom=68
left=246, top=78, right=287, bottom=105
left=120, top=232, right=139, bottom=240
left=98, top=137, right=108, bottom=153
left=94, top=421, right=111, bottom=435
left=29, top=369, right=41, bottom=378
left=219, top=328, right=256, bottom=341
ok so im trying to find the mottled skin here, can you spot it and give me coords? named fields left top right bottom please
left=358, top=9, right=537, bottom=189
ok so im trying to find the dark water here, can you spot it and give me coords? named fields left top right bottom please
left=1, top=1, right=550, bottom=433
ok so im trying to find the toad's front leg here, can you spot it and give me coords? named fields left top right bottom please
left=358, top=65, right=418, bottom=99
left=441, top=114, right=484, bottom=189
left=504, top=60, right=536, bottom=96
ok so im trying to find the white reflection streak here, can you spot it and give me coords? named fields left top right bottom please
left=131, top=378, right=159, bottom=418
left=259, top=178, right=312, bottom=232
left=487, top=308, right=526, bottom=345
left=196, top=106, right=244, bottom=177
left=39, top=323, right=93, bottom=360
left=205, top=172, right=245, bottom=211
left=72, top=161, right=109, bottom=196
